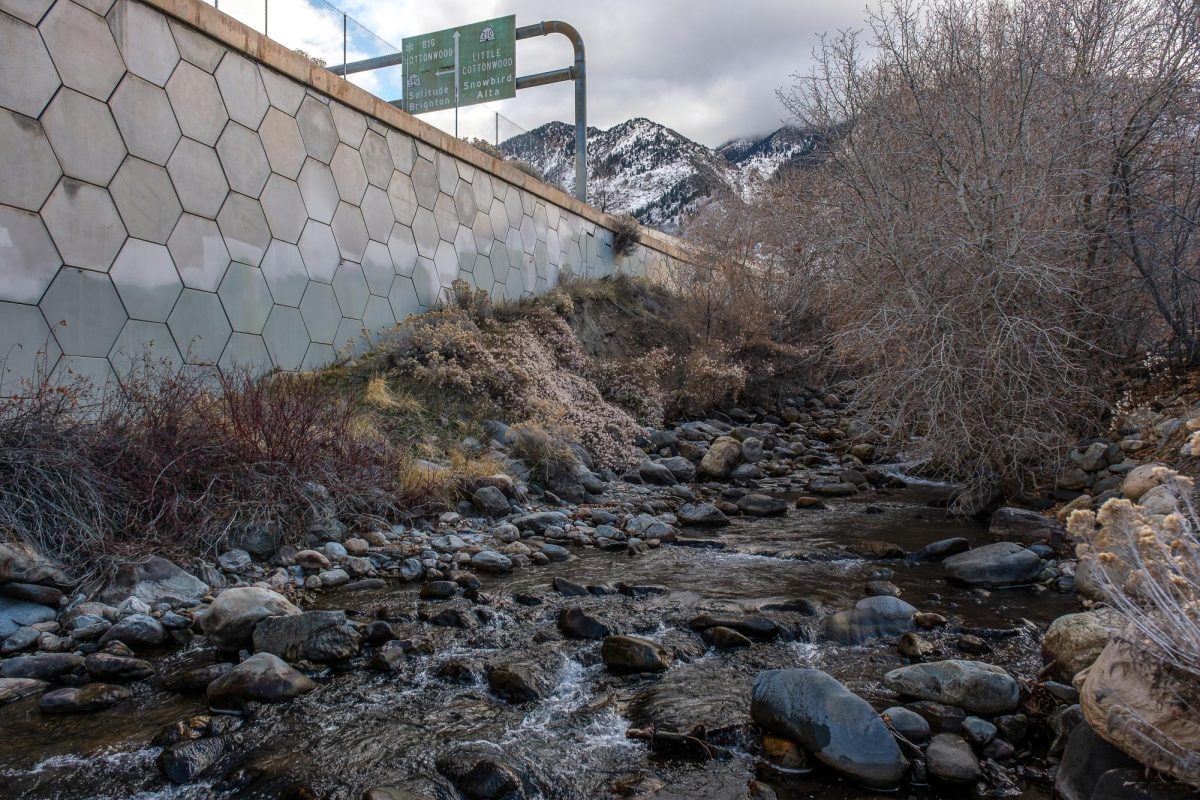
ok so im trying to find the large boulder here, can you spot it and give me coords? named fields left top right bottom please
left=206, top=652, right=316, bottom=711
left=1042, top=609, right=1122, bottom=682
left=751, top=668, right=907, bottom=789
left=0, top=597, right=57, bottom=638
left=199, top=587, right=300, bottom=651
left=678, top=503, right=730, bottom=527
left=942, top=542, right=1042, bottom=587
left=601, top=635, right=671, bottom=674
left=1055, top=718, right=1139, bottom=800
left=737, top=494, right=789, bottom=517
left=471, top=486, right=511, bottom=517
left=824, top=596, right=917, bottom=645
left=989, top=507, right=1065, bottom=547
left=883, top=660, right=1019, bottom=715
left=699, top=436, right=742, bottom=478
left=252, top=610, right=348, bottom=662
left=99, top=556, right=209, bottom=606
left=1079, top=632, right=1200, bottom=788
left=1121, top=463, right=1167, bottom=502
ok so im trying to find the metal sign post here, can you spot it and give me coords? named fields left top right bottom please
left=330, top=16, right=589, bottom=203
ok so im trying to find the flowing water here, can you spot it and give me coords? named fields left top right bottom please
left=0, top=484, right=1080, bottom=800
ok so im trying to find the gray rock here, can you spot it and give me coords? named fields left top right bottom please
left=398, top=558, right=423, bottom=581
left=989, top=507, right=1065, bottom=546
left=217, top=549, right=253, bottom=573
left=0, top=652, right=85, bottom=682
left=251, top=610, right=347, bottom=661
left=736, top=494, right=788, bottom=516
left=824, top=596, right=917, bottom=644
left=942, top=542, right=1043, bottom=587
left=470, top=550, right=513, bottom=573
left=730, top=463, right=765, bottom=481
left=510, top=511, right=569, bottom=534
left=158, top=735, right=231, bottom=785
left=658, top=456, right=696, bottom=482
left=678, top=502, right=730, bottom=527
left=540, top=543, right=570, bottom=562
left=488, top=659, right=553, bottom=703
left=472, top=486, right=511, bottom=517
left=199, top=587, right=300, bottom=651
left=962, top=716, right=997, bottom=747
left=909, top=537, right=970, bottom=562
left=751, top=668, right=907, bottom=789
left=558, top=606, right=611, bottom=639
left=99, top=556, right=209, bottom=606
left=99, top=613, right=167, bottom=649
left=639, top=460, right=679, bottom=486
left=925, top=733, right=982, bottom=783
left=39, top=682, right=130, bottom=714
left=1, top=626, right=40, bottom=654
left=317, top=567, right=350, bottom=587
left=84, top=652, right=155, bottom=681
left=883, top=660, right=1019, bottom=714
left=206, top=652, right=316, bottom=711
left=0, top=597, right=57, bottom=638
left=883, top=706, right=930, bottom=743
left=303, top=623, right=362, bottom=662
left=227, top=521, right=281, bottom=560
left=1055, top=719, right=1138, bottom=800
left=601, top=635, right=671, bottom=674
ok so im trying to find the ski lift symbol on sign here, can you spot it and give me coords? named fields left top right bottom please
left=479, top=25, right=495, bottom=43
left=407, top=74, right=421, bottom=89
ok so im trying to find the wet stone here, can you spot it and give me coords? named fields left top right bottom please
left=39, top=682, right=130, bottom=714
left=557, top=606, right=611, bottom=640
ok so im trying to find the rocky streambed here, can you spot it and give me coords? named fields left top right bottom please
left=0, top=476, right=1086, bottom=800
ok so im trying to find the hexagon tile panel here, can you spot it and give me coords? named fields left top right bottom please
left=0, top=0, right=655, bottom=385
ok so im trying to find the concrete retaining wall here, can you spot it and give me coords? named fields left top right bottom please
left=0, top=0, right=689, bottom=390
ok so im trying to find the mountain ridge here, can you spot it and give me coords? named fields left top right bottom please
left=498, top=118, right=820, bottom=232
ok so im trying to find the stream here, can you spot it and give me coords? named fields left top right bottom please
left=0, top=483, right=1080, bottom=800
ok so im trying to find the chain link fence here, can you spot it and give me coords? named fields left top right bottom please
left=206, top=0, right=530, bottom=147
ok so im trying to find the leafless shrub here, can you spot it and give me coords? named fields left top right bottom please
left=0, top=359, right=423, bottom=587
left=611, top=214, right=642, bottom=258
left=509, top=159, right=544, bottom=182
left=775, top=0, right=1200, bottom=500
left=1070, top=478, right=1200, bottom=675
left=506, top=421, right=580, bottom=487
left=468, top=138, right=506, bottom=161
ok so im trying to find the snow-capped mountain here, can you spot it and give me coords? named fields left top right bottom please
left=498, top=118, right=819, bottom=232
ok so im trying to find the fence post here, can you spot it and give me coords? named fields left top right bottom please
left=263, top=0, right=268, bottom=36
left=343, top=15, right=347, bottom=76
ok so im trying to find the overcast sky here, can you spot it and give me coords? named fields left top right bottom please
left=216, top=0, right=870, bottom=147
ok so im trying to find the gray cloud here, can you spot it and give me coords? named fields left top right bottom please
left=338, top=0, right=870, bottom=146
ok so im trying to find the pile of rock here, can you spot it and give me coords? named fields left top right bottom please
left=751, top=660, right=1027, bottom=791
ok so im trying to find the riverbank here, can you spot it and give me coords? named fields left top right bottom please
left=1, top=277, right=1197, bottom=799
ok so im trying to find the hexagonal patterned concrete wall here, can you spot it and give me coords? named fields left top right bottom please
left=0, top=0, right=678, bottom=392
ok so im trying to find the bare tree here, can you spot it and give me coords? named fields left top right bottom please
left=775, top=0, right=1200, bottom=501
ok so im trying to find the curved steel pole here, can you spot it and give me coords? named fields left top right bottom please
left=516, top=21, right=586, bottom=202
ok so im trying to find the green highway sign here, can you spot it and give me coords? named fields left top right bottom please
left=402, top=15, right=516, bottom=115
